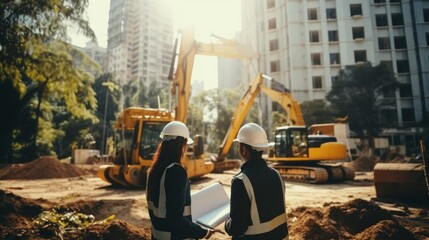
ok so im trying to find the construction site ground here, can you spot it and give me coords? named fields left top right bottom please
left=1, top=156, right=428, bottom=240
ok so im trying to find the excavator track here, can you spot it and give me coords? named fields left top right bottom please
left=98, top=165, right=147, bottom=188
left=212, top=159, right=242, bottom=173
left=271, top=163, right=355, bottom=184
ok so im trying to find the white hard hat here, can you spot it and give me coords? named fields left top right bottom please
left=233, top=123, right=269, bottom=151
left=160, top=121, right=194, bottom=144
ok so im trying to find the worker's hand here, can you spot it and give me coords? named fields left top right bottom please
left=204, top=228, right=224, bottom=239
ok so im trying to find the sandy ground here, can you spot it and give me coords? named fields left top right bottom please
left=2, top=164, right=429, bottom=240
left=0, top=169, right=374, bottom=224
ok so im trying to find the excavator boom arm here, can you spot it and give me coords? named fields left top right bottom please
left=217, top=74, right=305, bottom=160
left=172, top=27, right=257, bottom=123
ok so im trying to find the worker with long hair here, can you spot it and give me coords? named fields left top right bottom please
left=146, top=121, right=221, bottom=240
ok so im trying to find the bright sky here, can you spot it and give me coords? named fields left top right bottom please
left=71, top=0, right=242, bottom=90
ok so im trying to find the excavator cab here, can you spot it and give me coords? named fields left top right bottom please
left=274, top=126, right=308, bottom=158
left=114, top=121, right=167, bottom=165
left=138, top=121, right=167, bottom=160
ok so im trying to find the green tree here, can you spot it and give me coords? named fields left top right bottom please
left=327, top=62, right=399, bottom=148
left=188, top=91, right=208, bottom=138
left=148, top=81, right=168, bottom=108
left=92, top=74, right=120, bottom=155
left=271, top=111, right=289, bottom=130
left=53, top=73, right=120, bottom=159
left=300, top=100, right=340, bottom=127
left=205, top=86, right=260, bottom=156
left=121, top=78, right=148, bottom=108
left=0, top=0, right=97, bottom=162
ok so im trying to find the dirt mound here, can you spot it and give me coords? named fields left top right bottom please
left=0, top=190, right=151, bottom=240
left=354, top=220, right=415, bottom=240
left=1, top=189, right=428, bottom=240
left=288, top=198, right=425, bottom=240
left=0, top=190, right=52, bottom=229
left=0, top=156, right=89, bottom=180
left=348, top=155, right=377, bottom=172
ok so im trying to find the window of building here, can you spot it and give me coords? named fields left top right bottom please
left=270, top=60, right=280, bottom=72
left=350, top=4, right=362, bottom=17
left=376, top=14, right=388, bottom=27
left=390, top=0, right=401, bottom=3
left=267, top=0, right=275, bottom=9
left=354, top=50, right=367, bottom=62
left=326, top=8, right=336, bottom=19
left=268, top=18, right=277, bottom=30
left=312, top=76, right=323, bottom=89
left=378, top=37, right=391, bottom=50
left=399, top=84, right=413, bottom=98
left=311, top=53, right=322, bottom=65
left=394, top=36, right=407, bottom=49
left=374, top=0, right=386, bottom=3
left=402, top=108, right=415, bottom=122
left=328, top=30, right=339, bottom=42
left=308, top=8, right=318, bottom=20
left=424, top=9, right=429, bottom=22
left=352, top=27, right=365, bottom=39
left=309, top=31, right=319, bottom=43
left=269, top=39, right=279, bottom=51
left=330, top=53, right=341, bottom=64
left=391, top=13, right=404, bottom=26
left=331, top=76, right=339, bottom=83
left=426, top=32, right=429, bottom=46
left=396, top=60, right=410, bottom=73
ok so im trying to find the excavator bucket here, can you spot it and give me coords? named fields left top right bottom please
left=373, top=163, right=429, bottom=203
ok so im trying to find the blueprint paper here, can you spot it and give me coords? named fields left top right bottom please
left=191, top=182, right=230, bottom=228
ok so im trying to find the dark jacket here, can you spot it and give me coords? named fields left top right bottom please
left=225, top=158, right=289, bottom=239
left=147, top=163, right=207, bottom=240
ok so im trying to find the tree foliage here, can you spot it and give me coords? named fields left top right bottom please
left=121, top=78, right=147, bottom=108
left=326, top=62, right=399, bottom=140
left=300, top=100, right=340, bottom=127
left=52, top=74, right=120, bottom=159
left=200, top=86, right=260, bottom=156
left=0, top=0, right=98, bottom=162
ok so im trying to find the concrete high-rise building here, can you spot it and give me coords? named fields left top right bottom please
left=241, top=0, right=429, bottom=146
left=106, top=0, right=173, bottom=89
left=76, top=41, right=107, bottom=75
left=218, top=57, right=243, bottom=90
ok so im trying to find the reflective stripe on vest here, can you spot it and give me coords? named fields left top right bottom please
left=236, top=171, right=287, bottom=235
left=147, top=163, right=192, bottom=218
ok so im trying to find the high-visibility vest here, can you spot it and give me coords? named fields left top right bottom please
left=236, top=171, right=288, bottom=237
left=147, top=163, right=192, bottom=240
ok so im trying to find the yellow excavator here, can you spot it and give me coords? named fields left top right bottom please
left=97, top=26, right=257, bottom=187
left=218, top=73, right=355, bottom=183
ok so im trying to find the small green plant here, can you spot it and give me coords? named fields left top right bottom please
left=33, top=194, right=115, bottom=239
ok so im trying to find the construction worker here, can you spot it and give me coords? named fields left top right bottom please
left=146, top=121, right=221, bottom=239
left=225, top=123, right=289, bottom=239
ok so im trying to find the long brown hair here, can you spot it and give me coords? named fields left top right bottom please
left=147, top=136, right=187, bottom=198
